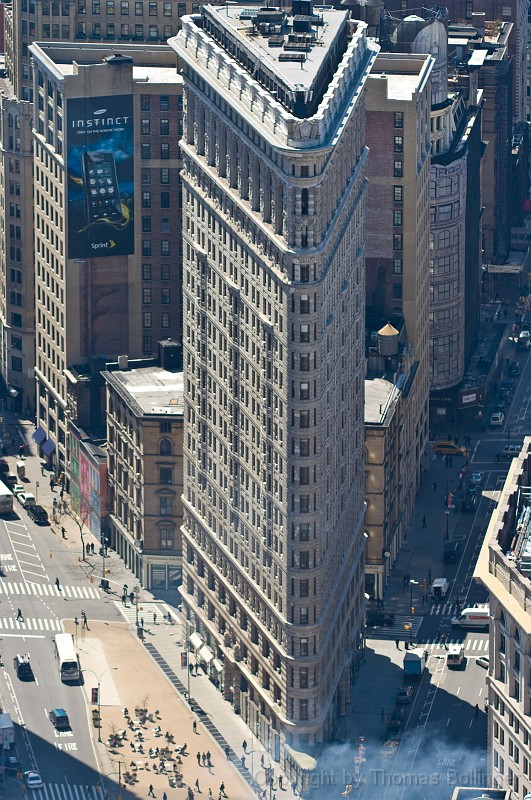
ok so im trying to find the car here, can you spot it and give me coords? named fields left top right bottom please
left=17, top=491, right=36, bottom=508
left=0, top=458, right=9, bottom=473
left=397, top=686, right=414, bottom=704
left=12, top=483, right=25, bottom=497
left=508, top=362, right=521, bottom=376
left=476, top=656, right=490, bottom=669
left=366, top=609, right=395, bottom=627
left=4, top=750, right=22, bottom=775
left=1, top=471, right=17, bottom=488
left=49, top=707, right=70, bottom=730
left=444, top=540, right=461, bottom=562
left=500, top=380, right=514, bottom=392
left=380, top=739, right=400, bottom=758
left=433, top=441, right=469, bottom=457
left=501, top=443, right=521, bottom=460
left=462, top=494, right=479, bottom=513
left=469, top=472, right=485, bottom=486
left=26, top=504, right=48, bottom=524
left=24, top=771, right=43, bottom=789
left=490, top=411, right=505, bottom=427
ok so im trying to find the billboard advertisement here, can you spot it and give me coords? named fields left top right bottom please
left=67, top=95, right=134, bottom=258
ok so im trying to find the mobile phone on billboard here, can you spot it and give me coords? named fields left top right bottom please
left=82, top=151, right=123, bottom=223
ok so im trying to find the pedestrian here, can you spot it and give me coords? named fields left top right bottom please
left=55, top=577, right=60, bottom=590
left=86, top=542, right=90, bottom=555
left=432, top=481, right=437, bottom=492
left=220, top=783, right=226, bottom=798
left=50, top=476, right=55, bottom=491
left=41, top=464, right=45, bottom=476
left=422, top=515, right=426, bottom=528
left=148, top=785, right=155, bottom=798
left=207, top=750, right=212, bottom=767
left=121, top=594, right=126, bottom=606
left=225, top=746, right=230, bottom=760
left=153, top=612, right=157, bottom=624
left=163, top=794, right=167, bottom=800
left=82, top=612, right=88, bottom=629
left=16, top=608, right=23, bottom=621
left=141, top=617, right=145, bottom=629
left=208, top=789, right=213, bottom=800
left=195, top=778, right=200, bottom=792
left=242, top=740, right=247, bottom=753
left=202, top=752, right=206, bottom=766
left=193, top=720, right=198, bottom=734
left=241, top=755, right=246, bottom=769
left=279, top=777, right=283, bottom=790
left=197, top=751, right=201, bottom=766
left=475, top=703, right=479, bottom=718
left=395, top=638, right=400, bottom=650
left=90, top=542, right=95, bottom=554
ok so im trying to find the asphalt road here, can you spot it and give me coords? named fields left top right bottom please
left=0, top=503, right=124, bottom=799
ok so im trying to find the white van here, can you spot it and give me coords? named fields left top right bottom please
left=447, top=644, right=465, bottom=667
left=451, top=605, right=489, bottom=629
left=431, top=578, right=449, bottom=601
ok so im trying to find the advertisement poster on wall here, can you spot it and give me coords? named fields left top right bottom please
left=66, top=95, right=134, bottom=258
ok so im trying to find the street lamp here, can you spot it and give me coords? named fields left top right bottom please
left=81, top=667, right=118, bottom=743
left=409, top=579, right=418, bottom=643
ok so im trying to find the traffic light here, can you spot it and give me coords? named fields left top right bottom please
left=411, top=607, right=415, bottom=615
left=91, top=687, right=99, bottom=704
left=265, top=767, right=271, bottom=784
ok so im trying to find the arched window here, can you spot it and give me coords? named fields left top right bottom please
left=159, top=437, right=172, bottom=456
left=301, top=188, right=308, bottom=215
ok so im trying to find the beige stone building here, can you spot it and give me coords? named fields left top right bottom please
left=0, top=89, right=35, bottom=412
left=29, top=42, right=182, bottom=473
left=103, top=358, right=183, bottom=590
left=475, top=438, right=531, bottom=798
left=172, top=3, right=379, bottom=778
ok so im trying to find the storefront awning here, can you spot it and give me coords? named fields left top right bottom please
left=212, top=658, right=223, bottom=673
left=42, top=438, right=56, bottom=455
left=189, top=632, right=203, bottom=650
left=199, top=645, right=214, bottom=663
left=32, top=427, right=46, bottom=445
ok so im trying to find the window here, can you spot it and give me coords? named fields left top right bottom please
left=299, top=580, right=309, bottom=598
left=160, top=143, right=169, bottom=159
left=141, top=168, right=150, bottom=184
left=140, top=94, right=150, bottom=111
left=143, top=288, right=152, bottom=304
left=161, top=240, right=170, bottom=256
left=143, top=335, right=152, bottom=354
left=393, top=284, right=402, bottom=299
left=120, top=0, right=128, bottom=12
left=164, top=1, right=171, bottom=13
left=394, top=185, right=403, bottom=202
left=393, top=210, right=403, bottom=226
left=141, top=143, right=150, bottom=160
left=393, top=161, right=403, bottom=178
left=160, top=119, right=169, bottom=135
left=300, top=324, right=310, bottom=343
left=299, top=699, right=308, bottom=720
left=299, top=410, right=310, bottom=428
left=160, top=168, right=170, bottom=184
left=161, top=264, right=170, bottom=280
left=120, top=22, right=129, bottom=34
left=502, top=5, right=511, bottom=16
left=135, top=0, right=142, bottom=12
left=92, top=0, right=100, bottom=11
left=142, top=216, right=151, bottom=233
left=159, top=467, right=173, bottom=485
left=161, top=288, right=170, bottom=304
left=11, top=313, right=22, bottom=327
left=141, top=191, right=151, bottom=208
left=394, top=111, right=403, bottom=128
left=394, top=136, right=403, bottom=153
left=142, top=240, right=152, bottom=256
left=393, top=258, right=403, bottom=275
left=300, top=638, right=309, bottom=656
left=299, top=382, right=309, bottom=400
left=159, top=495, right=173, bottom=516
left=142, top=263, right=152, bottom=280
left=160, top=421, right=171, bottom=433
left=11, top=356, right=22, bottom=372
left=149, top=0, right=156, bottom=12
left=11, top=335, right=22, bottom=350
left=159, top=438, right=172, bottom=455
left=160, top=527, right=173, bottom=548
left=393, top=234, right=403, bottom=251
left=149, top=24, right=157, bottom=37
left=299, top=550, right=310, bottom=568
left=160, top=192, right=170, bottom=208
left=160, top=95, right=169, bottom=111
left=143, top=312, right=152, bottom=328
left=141, top=118, right=150, bottom=135
left=162, top=313, right=170, bottom=329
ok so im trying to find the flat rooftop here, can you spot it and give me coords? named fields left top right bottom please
left=365, top=378, right=399, bottom=426
left=201, top=3, right=350, bottom=116
left=369, top=53, right=432, bottom=101
left=103, top=367, right=184, bottom=417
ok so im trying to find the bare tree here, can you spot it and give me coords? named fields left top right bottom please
left=57, top=496, right=107, bottom=562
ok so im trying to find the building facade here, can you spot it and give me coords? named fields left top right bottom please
left=0, top=89, right=35, bottom=412
left=475, top=438, right=531, bottom=799
left=103, top=360, right=184, bottom=591
left=172, top=2, right=378, bottom=772
left=29, top=43, right=183, bottom=475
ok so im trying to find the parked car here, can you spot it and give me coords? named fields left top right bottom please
left=397, top=686, right=414, bottom=704
left=49, top=708, right=70, bottom=730
left=4, top=752, right=22, bottom=775
left=17, top=492, right=36, bottom=508
left=380, top=739, right=400, bottom=758
left=508, top=362, right=520, bottom=376
left=462, top=494, right=479, bottom=513
left=1, top=472, right=17, bottom=488
left=26, top=504, right=48, bottom=524
left=444, top=540, right=461, bottom=563
left=469, top=472, right=485, bottom=486
left=476, top=656, right=490, bottom=669
left=490, top=411, right=505, bottom=427
left=501, top=444, right=521, bottom=460
left=0, top=458, right=9, bottom=473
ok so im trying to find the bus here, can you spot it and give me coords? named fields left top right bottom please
left=54, top=633, right=80, bottom=682
left=0, top=483, right=13, bottom=516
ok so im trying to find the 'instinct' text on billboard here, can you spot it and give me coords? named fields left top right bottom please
left=67, top=95, right=134, bottom=258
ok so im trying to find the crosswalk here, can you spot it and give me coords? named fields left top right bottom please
left=0, top=616, right=61, bottom=631
left=0, top=582, right=101, bottom=599
left=430, top=603, right=456, bottom=616
left=116, top=600, right=172, bottom=626
left=368, top=614, right=424, bottom=640
left=30, top=783, right=103, bottom=800
left=425, top=637, right=489, bottom=653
